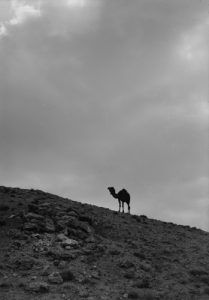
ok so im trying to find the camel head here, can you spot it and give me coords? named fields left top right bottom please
left=107, top=187, right=118, bottom=198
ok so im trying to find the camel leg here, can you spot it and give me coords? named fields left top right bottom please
left=118, top=200, right=121, bottom=212
left=122, top=201, right=124, bottom=213
left=128, top=204, right=130, bottom=214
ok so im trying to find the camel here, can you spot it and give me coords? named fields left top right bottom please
left=107, top=187, right=130, bottom=213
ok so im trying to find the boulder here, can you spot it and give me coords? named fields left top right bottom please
left=57, top=233, right=79, bottom=248
left=25, top=213, right=44, bottom=221
left=48, top=272, right=63, bottom=284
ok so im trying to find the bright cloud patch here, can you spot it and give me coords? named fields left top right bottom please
left=67, top=0, right=87, bottom=8
left=0, top=0, right=41, bottom=38
left=0, top=23, right=7, bottom=37
left=10, top=0, right=41, bottom=25
left=178, top=17, right=209, bottom=68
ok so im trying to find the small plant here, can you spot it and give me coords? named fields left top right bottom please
left=0, top=204, right=9, bottom=211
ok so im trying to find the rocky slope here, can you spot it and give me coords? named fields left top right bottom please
left=0, top=186, right=209, bottom=300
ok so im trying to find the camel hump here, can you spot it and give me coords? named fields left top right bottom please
left=119, top=189, right=130, bottom=199
left=121, top=188, right=129, bottom=195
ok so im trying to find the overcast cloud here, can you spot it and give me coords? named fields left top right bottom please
left=0, top=0, right=208, bottom=230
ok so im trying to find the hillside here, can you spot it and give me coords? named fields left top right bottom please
left=0, top=186, right=209, bottom=300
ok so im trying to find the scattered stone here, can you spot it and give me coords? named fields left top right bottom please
left=42, top=265, right=51, bottom=276
left=109, top=248, right=121, bottom=255
left=139, top=262, right=152, bottom=272
left=85, top=236, right=95, bottom=243
left=58, top=260, right=68, bottom=269
left=57, top=233, right=79, bottom=248
left=46, top=249, right=76, bottom=261
left=79, top=290, right=89, bottom=298
left=23, top=222, right=39, bottom=231
left=91, top=270, right=100, bottom=279
left=24, top=281, right=49, bottom=293
left=13, top=257, right=35, bottom=271
left=48, top=272, right=63, bottom=284
left=119, top=259, right=135, bottom=269
left=25, top=212, right=44, bottom=221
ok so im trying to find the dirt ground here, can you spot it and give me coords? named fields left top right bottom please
left=0, top=186, right=209, bottom=299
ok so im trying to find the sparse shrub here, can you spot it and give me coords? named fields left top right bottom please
left=203, top=287, right=209, bottom=295
left=133, top=277, right=151, bottom=288
left=0, top=205, right=9, bottom=211
left=128, top=289, right=139, bottom=299
left=199, top=275, right=209, bottom=285
left=60, top=269, right=75, bottom=281
left=190, top=268, right=208, bottom=276
left=0, top=220, right=6, bottom=226
left=124, top=270, right=136, bottom=279
left=133, top=251, right=146, bottom=260
left=128, top=289, right=160, bottom=299
left=109, top=248, right=121, bottom=255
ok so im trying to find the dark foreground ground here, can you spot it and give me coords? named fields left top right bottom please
left=0, top=186, right=209, bottom=300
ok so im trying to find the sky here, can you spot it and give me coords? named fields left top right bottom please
left=0, top=0, right=208, bottom=230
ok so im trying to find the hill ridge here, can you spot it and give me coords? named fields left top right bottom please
left=0, top=186, right=209, bottom=299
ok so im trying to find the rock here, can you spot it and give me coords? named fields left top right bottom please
left=91, top=270, right=100, bottom=279
left=139, top=262, right=152, bottom=272
left=57, top=233, right=68, bottom=241
left=79, top=290, right=89, bottom=298
left=46, top=249, right=75, bottom=261
left=68, top=211, right=79, bottom=218
left=45, top=217, right=55, bottom=233
left=109, top=248, right=121, bottom=255
left=24, top=281, right=49, bottom=293
left=62, top=238, right=79, bottom=248
left=48, top=272, right=63, bottom=284
left=13, top=257, right=35, bottom=271
left=57, top=233, right=79, bottom=248
left=42, top=265, right=51, bottom=276
left=85, top=236, right=95, bottom=243
left=23, top=222, right=39, bottom=231
left=25, top=212, right=44, bottom=221
left=60, top=269, right=75, bottom=281
left=118, top=259, right=135, bottom=269
left=58, top=260, right=67, bottom=269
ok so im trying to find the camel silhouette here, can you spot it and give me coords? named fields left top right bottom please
left=108, top=187, right=130, bottom=213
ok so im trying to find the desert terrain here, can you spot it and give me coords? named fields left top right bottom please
left=0, top=186, right=209, bottom=299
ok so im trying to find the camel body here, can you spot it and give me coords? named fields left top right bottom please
left=108, top=187, right=130, bottom=213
